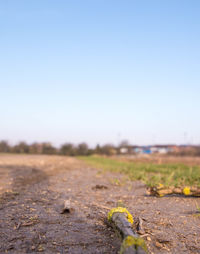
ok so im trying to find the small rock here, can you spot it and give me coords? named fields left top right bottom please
left=38, top=245, right=45, bottom=252
left=155, top=241, right=163, bottom=249
left=147, top=236, right=151, bottom=241
left=61, top=200, right=72, bottom=214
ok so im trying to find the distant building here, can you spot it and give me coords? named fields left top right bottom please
left=133, top=147, right=152, bottom=154
left=119, top=144, right=200, bottom=156
left=132, top=145, right=172, bottom=155
left=120, top=147, right=128, bottom=154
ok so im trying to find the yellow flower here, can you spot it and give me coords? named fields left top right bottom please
left=183, top=187, right=190, bottom=196
left=108, top=207, right=134, bottom=224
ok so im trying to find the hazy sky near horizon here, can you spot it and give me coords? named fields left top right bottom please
left=0, top=0, right=200, bottom=147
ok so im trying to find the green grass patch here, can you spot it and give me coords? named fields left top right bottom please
left=78, top=155, right=200, bottom=187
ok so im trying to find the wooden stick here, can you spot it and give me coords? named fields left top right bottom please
left=148, top=186, right=200, bottom=197
left=108, top=208, right=148, bottom=254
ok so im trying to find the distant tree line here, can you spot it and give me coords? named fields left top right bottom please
left=1, top=140, right=200, bottom=156
left=0, top=140, right=118, bottom=156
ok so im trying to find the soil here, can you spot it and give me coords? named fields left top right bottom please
left=0, top=154, right=199, bottom=254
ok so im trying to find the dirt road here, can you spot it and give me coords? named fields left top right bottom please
left=0, top=155, right=199, bottom=253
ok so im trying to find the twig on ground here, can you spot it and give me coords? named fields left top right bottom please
left=108, top=207, right=148, bottom=254
left=148, top=185, right=200, bottom=197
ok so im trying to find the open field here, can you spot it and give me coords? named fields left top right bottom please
left=0, top=154, right=200, bottom=253
left=79, top=155, right=200, bottom=188
left=114, top=154, right=200, bottom=166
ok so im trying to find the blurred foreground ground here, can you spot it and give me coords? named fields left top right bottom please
left=0, top=154, right=199, bottom=254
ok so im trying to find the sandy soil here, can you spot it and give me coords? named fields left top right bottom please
left=0, top=154, right=199, bottom=254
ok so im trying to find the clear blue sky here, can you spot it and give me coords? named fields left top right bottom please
left=0, top=0, right=200, bottom=147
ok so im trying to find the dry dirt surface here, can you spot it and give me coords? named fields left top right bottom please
left=0, top=154, right=199, bottom=254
